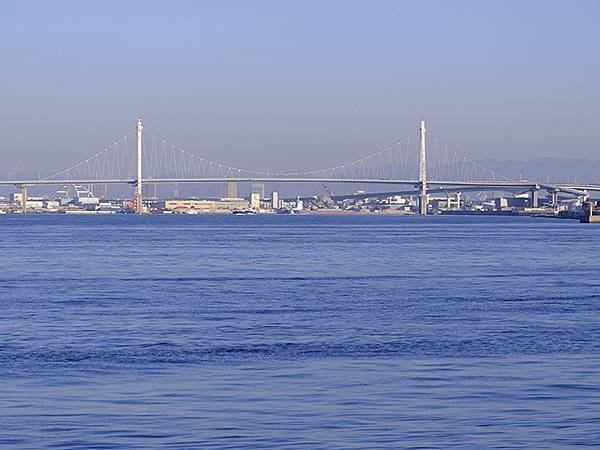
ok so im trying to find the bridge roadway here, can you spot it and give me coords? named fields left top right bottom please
left=0, top=177, right=598, bottom=195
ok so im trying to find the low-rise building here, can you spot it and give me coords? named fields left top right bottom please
left=165, top=198, right=249, bottom=213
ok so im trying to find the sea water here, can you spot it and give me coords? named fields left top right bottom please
left=1, top=215, right=599, bottom=448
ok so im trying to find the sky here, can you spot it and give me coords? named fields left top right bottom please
left=1, top=0, right=599, bottom=174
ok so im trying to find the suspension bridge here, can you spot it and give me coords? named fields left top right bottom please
left=1, top=119, right=598, bottom=214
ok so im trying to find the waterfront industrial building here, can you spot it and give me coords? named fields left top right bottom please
left=164, top=198, right=249, bottom=213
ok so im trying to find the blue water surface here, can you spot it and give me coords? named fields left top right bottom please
left=1, top=214, right=599, bottom=449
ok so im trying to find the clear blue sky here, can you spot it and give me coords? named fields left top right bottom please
left=1, top=0, right=599, bottom=173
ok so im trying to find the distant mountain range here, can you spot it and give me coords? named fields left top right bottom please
left=476, top=158, right=600, bottom=184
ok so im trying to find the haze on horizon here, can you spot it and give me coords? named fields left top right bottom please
left=1, top=0, right=599, bottom=175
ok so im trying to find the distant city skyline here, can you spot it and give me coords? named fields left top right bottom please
left=1, top=0, right=599, bottom=173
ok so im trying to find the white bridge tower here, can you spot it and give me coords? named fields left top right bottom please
left=419, top=119, right=428, bottom=215
left=136, top=117, right=143, bottom=213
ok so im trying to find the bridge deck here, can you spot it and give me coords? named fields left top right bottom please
left=0, top=177, right=598, bottom=193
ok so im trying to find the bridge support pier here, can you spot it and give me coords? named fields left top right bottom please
left=446, top=191, right=461, bottom=209
left=419, top=193, right=428, bottom=215
left=20, top=185, right=27, bottom=213
left=530, top=189, right=539, bottom=208
left=550, top=191, right=558, bottom=208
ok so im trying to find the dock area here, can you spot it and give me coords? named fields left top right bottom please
left=581, top=215, right=600, bottom=223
